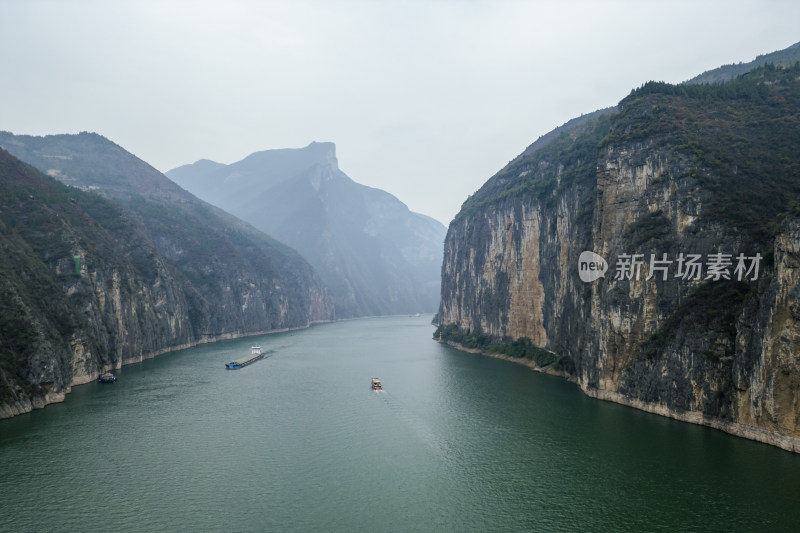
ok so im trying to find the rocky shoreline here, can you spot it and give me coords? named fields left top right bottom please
left=441, top=339, right=800, bottom=454
left=0, top=320, right=329, bottom=420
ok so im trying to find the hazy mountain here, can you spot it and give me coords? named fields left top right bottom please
left=168, top=142, right=446, bottom=318
left=684, top=40, right=800, bottom=84
left=0, top=133, right=332, bottom=417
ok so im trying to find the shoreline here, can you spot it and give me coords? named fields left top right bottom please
left=1, top=313, right=436, bottom=420
left=0, top=319, right=332, bottom=421
left=440, top=339, right=800, bottom=454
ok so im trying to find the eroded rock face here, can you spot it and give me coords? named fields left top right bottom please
left=439, top=73, right=800, bottom=451
left=744, top=226, right=800, bottom=435
left=0, top=136, right=333, bottom=419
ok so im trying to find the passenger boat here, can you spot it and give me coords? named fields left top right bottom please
left=225, top=346, right=263, bottom=369
left=371, top=378, right=382, bottom=390
left=98, top=372, right=117, bottom=383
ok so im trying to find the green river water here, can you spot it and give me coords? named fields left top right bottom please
left=1, top=315, right=799, bottom=532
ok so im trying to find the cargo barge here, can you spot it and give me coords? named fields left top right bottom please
left=225, top=346, right=263, bottom=369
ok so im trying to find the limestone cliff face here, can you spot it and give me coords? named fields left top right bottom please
left=0, top=135, right=332, bottom=419
left=0, top=150, right=192, bottom=417
left=438, top=67, right=800, bottom=451
left=440, top=111, right=604, bottom=360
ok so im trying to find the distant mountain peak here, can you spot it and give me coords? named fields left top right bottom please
left=305, top=141, right=338, bottom=171
left=307, top=140, right=335, bottom=150
left=168, top=142, right=446, bottom=318
left=194, top=158, right=222, bottom=165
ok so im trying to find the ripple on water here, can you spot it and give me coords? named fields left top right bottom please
left=2, top=316, right=800, bottom=532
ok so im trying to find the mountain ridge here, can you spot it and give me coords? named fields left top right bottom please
left=168, top=142, right=446, bottom=318
left=684, top=40, right=800, bottom=84
left=0, top=133, right=333, bottom=418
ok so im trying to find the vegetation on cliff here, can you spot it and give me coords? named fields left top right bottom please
left=0, top=132, right=333, bottom=333
left=449, top=63, right=800, bottom=327
left=611, top=63, right=800, bottom=245
left=684, top=41, right=800, bottom=84
left=457, top=109, right=613, bottom=221
left=458, top=63, right=800, bottom=243
left=0, top=148, right=137, bottom=405
left=439, top=58, right=800, bottom=450
left=0, top=134, right=333, bottom=417
left=433, top=324, right=563, bottom=369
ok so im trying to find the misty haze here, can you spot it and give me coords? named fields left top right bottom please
left=2, top=2, right=800, bottom=531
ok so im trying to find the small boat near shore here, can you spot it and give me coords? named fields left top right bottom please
left=98, top=372, right=117, bottom=383
left=371, top=378, right=382, bottom=390
left=226, top=346, right=263, bottom=369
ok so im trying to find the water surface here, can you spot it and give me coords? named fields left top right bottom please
left=2, top=316, right=799, bottom=531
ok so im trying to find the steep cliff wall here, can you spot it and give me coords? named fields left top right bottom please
left=0, top=136, right=332, bottom=419
left=438, top=66, right=800, bottom=451
left=0, top=149, right=191, bottom=416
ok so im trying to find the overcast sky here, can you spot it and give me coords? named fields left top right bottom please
left=2, top=1, right=798, bottom=225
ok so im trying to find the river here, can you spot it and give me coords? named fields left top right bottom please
left=2, top=315, right=799, bottom=532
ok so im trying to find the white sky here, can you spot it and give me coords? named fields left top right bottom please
left=2, top=1, right=798, bottom=225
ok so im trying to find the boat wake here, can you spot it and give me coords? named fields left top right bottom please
left=375, top=390, right=445, bottom=457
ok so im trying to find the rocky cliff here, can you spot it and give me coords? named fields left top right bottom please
left=167, top=142, right=446, bottom=318
left=0, top=135, right=332, bottom=418
left=437, top=64, right=800, bottom=451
